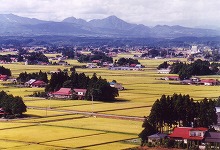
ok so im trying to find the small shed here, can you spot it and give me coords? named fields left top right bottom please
left=25, top=79, right=36, bottom=87
left=73, top=89, right=87, bottom=100
left=148, top=133, right=167, bottom=143
left=204, top=132, right=220, bottom=143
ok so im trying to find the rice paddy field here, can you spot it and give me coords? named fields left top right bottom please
left=0, top=54, right=219, bottom=149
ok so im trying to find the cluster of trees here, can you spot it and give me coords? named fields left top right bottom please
left=0, top=66, right=11, bottom=76
left=149, top=94, right=217, bottom=131
left=139, top=93, right=217, bottom=145
left=0, top=54, right=17, bottom=62
left=45, top=68, right=118, bottom=102
left=157, top=61, right=170, bottom=70
left=17, top=70, right=48, bottom=83
left=62, top=49, right=75, bottom=59
left=158, top=59, right=220, bottom=80
left=31, top=91, right=48, bottom=98
left=204, top=49, right=220, bottom=61
left=77, top=52, right=113, bottom=63
left=0, top=91, right=26, bottom=118
left=115, top=57, right=140, bottom=66
left=170, top=59, right=219, bottom=79
left=25, top=52, right=49, bottom=64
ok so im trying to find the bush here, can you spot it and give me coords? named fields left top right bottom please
left=146, top=142, right=154, bottom=147
left=163, top=139, right=175, bottom=148
left=31, top=92, right=48, bottom=98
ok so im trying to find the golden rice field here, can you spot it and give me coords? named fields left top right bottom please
left=0, top=56, right=219, bottom=149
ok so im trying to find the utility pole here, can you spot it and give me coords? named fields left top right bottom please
left=90, top=88, right=98, bottom=117
left=91, top=91, right=94, bottom=116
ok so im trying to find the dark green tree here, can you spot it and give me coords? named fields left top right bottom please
left=0, top=66, right=11, bottom=76
left=0, top=91, right=26, bottom=117
left=139, top=117, right=157, bottom=146
left=197, top=98, right=217, bottom=127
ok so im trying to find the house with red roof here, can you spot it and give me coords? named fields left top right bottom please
left=130, top=64, right=137, bottom=67
left=92, top=60, right=101, bottom=63
left=0, top=75, right=8, bottom=81
left=169, top=127, right=208, bottom=146
left=50, top=88, right=87, bottom=99
left=200, top=79, right=218, bottom=86
left=31, top=80, right=47, bottom=87
left=50, top=88, right=72, bottom=99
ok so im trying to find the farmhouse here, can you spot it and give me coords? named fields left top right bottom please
left=86, top=63, right=97, bottom=68
left=109, top=67, right=141, bottom=71
left=164, top=76, right=179, bottom=81
left=190, top=77, right=200, bottom=82
left=73, top=89, right=87, bottom=100
left=50, top=88, right=72, bottom=99
left=31, top=80, right=47, bottom=87
left=92, top=60, right=101, bottom=63
left=169, top=127, right=208, bottom=145
left=25, top=79, right=36, bottom=87
left=50, top=88, right=87, bottom=99
left=200, top=79, right=218, bottom=86
left=157, top=68, right=171, bottom=74
left=0, top=74, right=8, bottom=81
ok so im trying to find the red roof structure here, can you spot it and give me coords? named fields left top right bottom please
left=0, top=75, right=8, bottom=81
left=130, top=64, right=137, bottom=67
left=31, top=80, right=47, bottom=87
left=52, top=88, right=72, bottom=96
left=73, top=89, right=87, bottom=99
left=73, top=89, right=87, bottom=95
left=169, top=127, right=208, bottom=141
left=200, top=79, right=217, bottom=84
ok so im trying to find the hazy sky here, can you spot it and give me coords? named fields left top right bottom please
left=0, top=0, right=219, bottom=28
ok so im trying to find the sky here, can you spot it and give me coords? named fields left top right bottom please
left=0, top=0, right=220, bottom=28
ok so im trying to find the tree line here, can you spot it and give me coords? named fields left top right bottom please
left=77, top=51, right=113, bottom=64
left=17, top=70, right=48, bottom=83
left=0, top=91, right=26, bottom=118
left=114, top=57, right=140, bottom=66
left=158, top=59, right=220, bottom=80
left=45, top=68, right=118, bottom=102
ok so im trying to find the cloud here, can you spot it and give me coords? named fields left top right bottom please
left=0, top=0, right=219, bottom=27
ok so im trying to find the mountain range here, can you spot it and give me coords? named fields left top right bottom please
left=0, top=14, right=219, bottom=38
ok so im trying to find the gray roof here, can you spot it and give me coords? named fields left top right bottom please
left=204, top=132, right=220, bottom=143
left=148, top=133, right=167, bottom=139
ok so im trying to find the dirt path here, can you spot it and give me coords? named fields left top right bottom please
left=27, top=106, right=145, bottom=121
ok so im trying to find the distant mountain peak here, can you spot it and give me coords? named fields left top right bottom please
left=106, top=15, right=120, bottom=19
left=0, top=13, right=219, bottom=38
left=88, top=15, right=136, bottom=30
left=62, top=16, right=88, bottom=26
left=0, top=13, right=45, bottom=25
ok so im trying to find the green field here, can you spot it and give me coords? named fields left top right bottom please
left=0, top=56, right=219, bottom=149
